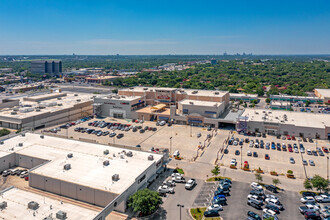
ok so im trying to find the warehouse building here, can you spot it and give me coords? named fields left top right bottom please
left=237, top=109, right=330, bottom=140
left=314, top=88, right=330, bottom=104
left=0, top=187, right=99, bottom=220
left=0, top=92, right=93, bottom=129
left=0, top=133, right=164, bottom=219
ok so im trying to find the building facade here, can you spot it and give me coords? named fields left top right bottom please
left=31, top=60, right=62, bottom=74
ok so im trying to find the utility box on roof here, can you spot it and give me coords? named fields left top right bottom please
left=127, top=151, right=133, bottom=157
left=103, top=160, right=109, bottom=166
left=0, top=201, right=7, bottom=210
left=56, top=210, right=67, bottom=219
left=148, top=155, right=154, bottom=161
left=28, top=201, right=39, bottom=210
left=64, top=164, right=71, bottom=170
left=112, top=174, right=119, bottom=181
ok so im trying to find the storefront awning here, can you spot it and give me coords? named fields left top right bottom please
left=151, top=104, right=166, bottom=111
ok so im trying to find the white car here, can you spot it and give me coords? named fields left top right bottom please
left=207, top=204, right=223, bottom=211
left=230, top=159, right=237, bottom=166
left=251, top=182, right=263, bottom=190
left=263, top=208, right=277, bottom=216
left=315, top=195, right=330, bottom=203
left=294, top=148, right=299, bottom=153
left=172, top=176, right=186, bottom=183
left=300, top=196, right=315, bottom=203
left=171, top=173, right=182, bottom=177
left=265, top=198, right=283, bottom=210
left=233, top=141, right=238, bottom=146
left=307, top=149, right=312, bottom=155
left=265, top=194, right=279, bottom=201
left=185, top=179, right=196, bottom=190
left=247, top=151, right=252, bottom=156
left=247, top=194, right=263, bottom=202
left=157, top=185, right=174, bottom=194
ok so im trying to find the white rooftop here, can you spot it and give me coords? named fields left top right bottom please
left=179, top=99, right=222, bottom=107
left=96, top=94, right=142, bottom=101
left=0, top=187, right=98, bottom=220
left=230, top=93, right=258, bottom=98
left=0, top=133, right=163, bottom=194
left=0, top=93, right=93, bottom=120
left=315, top=88, right=330, bottom=98
left=242, top=109, right=330, bottom=129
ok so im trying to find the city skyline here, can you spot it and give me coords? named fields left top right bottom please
left=0, top=0, right=330, bottom=55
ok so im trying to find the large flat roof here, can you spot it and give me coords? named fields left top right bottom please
left=0, top=93, right=93, bottom=120
left=96, top=94, right=142, bottom=101
left=0, top=133, right=163, bottom=194
left=0, top=187, right=98, bottom=220
left=179, top=99, right=222, bottom=107
left=315, top=88, right=330, bottom=98
left=241, top=109, right=330, bottom=129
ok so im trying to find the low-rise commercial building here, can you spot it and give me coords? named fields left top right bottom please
left=0, top=133, right=164, bottom=219
left=314, top=88, right=330, bottom=104
left=230, top=93, right=258, bottom=102
left=270, top=94, right=323, bottom=104
left=237, top=109, right=330, bottom=139
left=270, top=101, right=291, bottom=110
left=0, top=92, right=93, bottom=129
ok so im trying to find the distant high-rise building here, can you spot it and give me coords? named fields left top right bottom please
left=30, top=60, right=62, bottom=74
left=211, top=59, right=217, bottom=65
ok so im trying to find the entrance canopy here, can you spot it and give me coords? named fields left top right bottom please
left=151, top=104, right=166, bottom=111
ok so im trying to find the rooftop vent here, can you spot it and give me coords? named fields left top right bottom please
left=57, top=97, right=62, bottom=100
left=21, top=133, right=25, bottom=137
left=148, top=155, right=154, bottom=161
left=76, top=99, right=81, bottom=102
left=214, top=92, right=219, bottom=95
left=104, top=149, right=109, bottom=155
left=36, top=108, right=41, bottom=112
left=74, top=94, right=78, bottom=96
left=11, top=111, right=17, bottom=115
left=103, top=160, right=110, bottom=166
left=40, top=135, right=44, bottom=139
left=192, top=90, right=198, bottom=94
left=18, top=143, right=23, bottom=147
left=127, top=151, right=133, bottom=157
left=112, top=174, right=119, bottom=181
left=43, top=217, right=53, bottom=220
left=0, top=201, right=7, bottom=210
left=143, top=88, right=148, bottom=90
left=67, top=153, right=73, bottom=158
left=64, top=164, right=71, bottom=170
left=58, top=103, right=63, bottom=106
left=56, top=211, right=67, bottom=220
left=28, top=201, right=39, bottom=210
left=120, top=155, right=125, bottom=159
left=0, top=141, right=3, bottom=145
left=189, top=102, right=194, bottom=105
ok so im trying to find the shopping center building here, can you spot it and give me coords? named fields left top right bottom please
left=94, top=87, right=234, bottom=128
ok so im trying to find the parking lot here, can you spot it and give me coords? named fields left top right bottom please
left=221, top=132, right=330, bottom=179
left=46, top=117, right=220, bottom=161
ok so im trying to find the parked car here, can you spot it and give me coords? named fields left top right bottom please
left=315, top=195, right=330, bottom=203
left=247, top=211, right=261, bottom=220
left=247, top=199, right=262, bottom=210
left=265, top=198, right=283, bottom=210
left=309, top=160, right=315, bottom=166
left=157, top=185, right=174, bottom=194
left=265, top=204, right=280, bottom=214
left=289, top=157, right=295, bottom=164
left=265, top=185, right=278, bottom=193
left=304, top=211, right=321, bottom=219
left=300, top=196, right=315, bottom=203
left=302, top=159, right=308, bottom=166
left=299, top=204, right=319, bottom=214
left=247, top=151, right=252, bottom=156
left=185, top=179, right=196, bottom=190
left=116, top=133, right=124, bottom=138
left=251, top=182, right=263, bottom=191
left=163, top=180, right=176, bottom=187
left=307, top=149, right=312, bottom=155
left=302, top=192, right=316, bottom=198
left=207, top=204, right=223, bottom=211
left=235, top=150, right=240, bottom=155
left=253, top=152, right=258, bottom=157
left=204, top=210, right=220, bottom=217
left=265, top=154, right=270, bottom=160
left=172, top=176, right=186, bottom=183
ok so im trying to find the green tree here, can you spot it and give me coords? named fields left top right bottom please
left=112, top=89, right=118, bottom=94
left=311, top=175, right=328, bottom=193
left=211, top=165, right=220, bottom=178
left=272, top=178, right=281, bottom=187
left=303, top=179, right=313, bottom=191
left=266, top=98, right=271, bottom=104
left=305, top=100, right=311, bottom=107
left=0, top=129, right=10, bottom=137
left=255, top=173, right=263, bottom=183
left=128, top=188, right=162, bottom=216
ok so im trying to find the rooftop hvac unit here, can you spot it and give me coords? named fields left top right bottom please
left=76, top=99, right=81, bottom=102
left=103, top=160, right=110, bottom=166
left=67, top=153, right=73, bottom=158
left=112, top=174, right=119, bottom=181
left=143, top=87, right=148, bottom=90
left=56, top=211, right=67, bottom=220
left=192, top=90, right=198, bottom=94
left=28, top=201, right=39, bottom=210
left=120, top=155, right=125, bottom=159
left=189, top=102, right=194, bottom=105
left=74, top=94, right=78, bottom=96
left=57, top=103, right=63, bottom=106
left=0, top=141, right=3, bottom=145
left=104, top=149, right=109, bottom=155
left=148, top=155, right=154, bottom=161
left=21, top=133, right=25, bottom=137
left=126, top=151, right=133, bottom=157
left=214, top=92, right=219, bottom=95
left=40, top=135, right=44, bottom=139
left=18, top=143, right=23, bottom=147
left=64, top=164, right=71, bottom=170
left=0, top=201, right=7, bottom=210
left=43, top=217, right=53, bottom=220
left=57, top=97, right=62, bottom=100
left=11, top=111, right=17, bottom=115
left=36, top=108, right=41, bottom=112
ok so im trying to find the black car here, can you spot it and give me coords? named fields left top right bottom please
left=253, top=152, right=258, bottom=157
left=204, top=210, right=220, bottom=217
left=139, top=129, right=145, bottom=133
left=302, top=191, right=316, bottom=198
left=235, top=150, right=240, bottom=155
left=250, top=190, right=265, bottom=197
left=265, top=184, right=278, bottom=193
left=247, top=211, right=261, bottom=220
left=245, top=138, right=249, bottom=143
left=247, top=199, right=262, bottom=210
left=265, top=204, right=280, bottom=214
left=262, top=133, right=266, bottom=138
left=224, top=149, right=229, bottom=154
left=117, top=133, right=124, bottom=138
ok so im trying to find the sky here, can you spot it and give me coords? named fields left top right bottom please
left=0, top=0, right=329, bottom=55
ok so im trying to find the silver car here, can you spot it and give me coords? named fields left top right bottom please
left=289, top=157, right=295, bottom=164
left=309, top=160, right=315, bottom=166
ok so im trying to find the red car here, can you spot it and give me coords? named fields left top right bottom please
left=288, top=146, right=293, bottom=152
left=287, top=135, right=291, bottom=140
left=291, top=136, right=296, bottom=140
left=265, top=154, right=270, bottom=160
left=244, top=161, right=249, bottom=168
left=322, top=147, right=329, bottom=153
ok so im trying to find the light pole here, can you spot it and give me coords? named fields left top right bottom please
left=169, top=137, right=172, bottom=155
left=177, top=204, right=184, bottom=220
left=327, top=156, right=329, bottom=182
left=240, top=145, right=243, bottom=169
left=190, top=124, right=192, bottom=137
